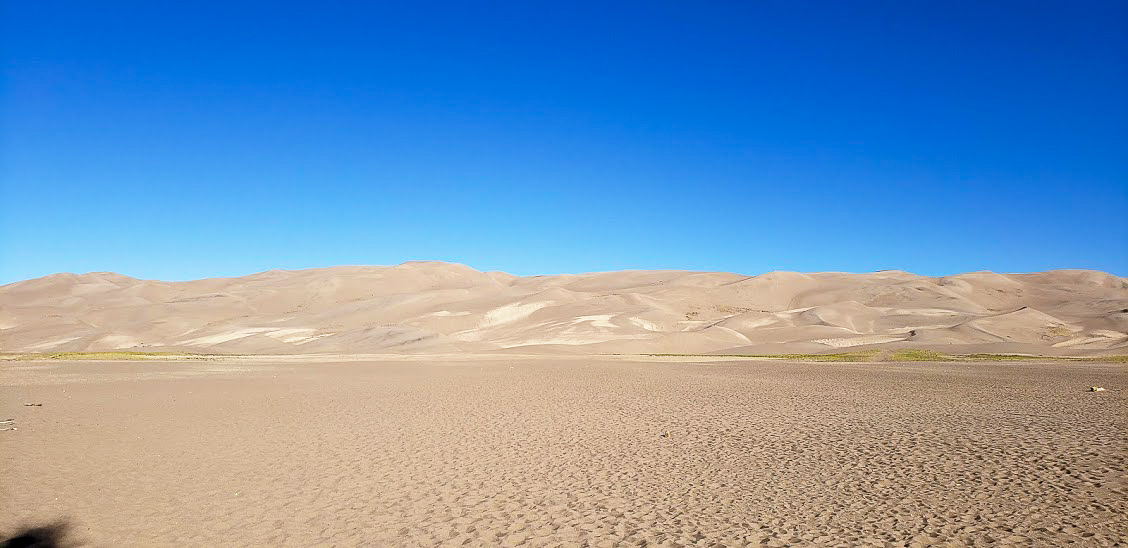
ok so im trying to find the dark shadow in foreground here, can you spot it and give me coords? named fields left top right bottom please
left=1, top=522, right=73, bottom=548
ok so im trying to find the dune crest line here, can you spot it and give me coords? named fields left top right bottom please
left=2, top=262, right=1125, bottom=356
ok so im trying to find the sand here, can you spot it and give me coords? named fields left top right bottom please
left=2, top=262, right=1126, bottom=356
left=2, top=356, right=1125, bottom=546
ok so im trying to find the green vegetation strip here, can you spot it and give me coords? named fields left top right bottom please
left=2, top=351, right=1125, bottom=363
left=1, top=351, right=215, bottom=361
left=644, top=351, right=1128, bottom=363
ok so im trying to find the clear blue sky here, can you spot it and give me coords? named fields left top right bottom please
left=2, top=1, right=1126, bottom=284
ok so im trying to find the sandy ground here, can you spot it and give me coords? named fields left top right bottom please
left=1, top=356, right=1125, bottom=546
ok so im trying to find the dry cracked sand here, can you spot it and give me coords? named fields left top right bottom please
left=1, top=356, right=1125, bottom=546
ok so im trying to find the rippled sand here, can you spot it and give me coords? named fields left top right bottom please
left=1, top=357, right=1125, bottom=546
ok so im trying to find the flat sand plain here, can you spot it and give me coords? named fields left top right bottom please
left=1, top=356, right=1125, bottom=546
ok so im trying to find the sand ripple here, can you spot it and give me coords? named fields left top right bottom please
left=1, top=358, right=1125, bottom=545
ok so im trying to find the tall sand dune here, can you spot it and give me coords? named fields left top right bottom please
left=2, top=262, right=1126, bottom=356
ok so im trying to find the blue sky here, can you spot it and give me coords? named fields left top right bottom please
left=2, top=1, right=1126, bottom=283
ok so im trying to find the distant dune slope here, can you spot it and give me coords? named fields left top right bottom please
left=2, top=262, right=1126, bottom=356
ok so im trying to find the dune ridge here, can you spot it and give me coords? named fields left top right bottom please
left=2, top=262, right=1126, bottom=356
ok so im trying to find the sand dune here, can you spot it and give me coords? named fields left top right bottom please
left=1, top=262, right=1125, bottom=355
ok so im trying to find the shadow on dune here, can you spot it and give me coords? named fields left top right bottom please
left=1, top=521, right=74, bottom=548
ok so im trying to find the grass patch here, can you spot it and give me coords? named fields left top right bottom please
left=960, top=353, right=1060, bottom=361
left=1, top=351, right=213, bottom=361
left=644, top=352, right=1128, bottom=363
left=887, top=349, right=950, bottom=361
left=646, top=351, right=881, bottom=362
left=759, top=351, right=881, bottom=362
